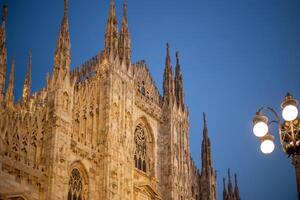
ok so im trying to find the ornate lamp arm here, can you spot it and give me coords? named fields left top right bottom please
left=257, top=106, right=280, bottom=125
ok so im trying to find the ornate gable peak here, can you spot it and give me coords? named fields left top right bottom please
left=133, top=60, right=162, bottom=99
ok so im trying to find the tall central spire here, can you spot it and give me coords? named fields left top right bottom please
left=0, top=5, right=8, bottom=104
left=105, top=0, right=118, bottom=61
left=52, top=0, right=71, bottom=83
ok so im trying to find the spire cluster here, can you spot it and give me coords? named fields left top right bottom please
left=163, top=43, right=185, bottom=109
left=118, top=0, right=131, bottom=65
left=0, top=0, right=187, bottom=114
left=223, top=169, right=241, bottom=200
left=105, top=0, right=131, bottom=64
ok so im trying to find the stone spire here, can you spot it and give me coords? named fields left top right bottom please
left=163, top=43, right=175, bottom=105
left=234, top=173, right=241, bottom=200
left=22, top=50, right=32, bottom=103
left=175, top=51, right=184, bottom=109
left=105, top=0, right=118, bottom=61
left=52, top=0, right=71, bottom=85
left=5, top=58, right=15, bottom=108
left=223, top=177, right=228, bottom=200
left=200, top=112, right=217, bottom=200
left=119, top=0, right=131, bottom=65
left=227, top=169, right=234, bottom=196
left=201, top=112, right=211, bottom=171
left=0, top=5, right=8, bottom=104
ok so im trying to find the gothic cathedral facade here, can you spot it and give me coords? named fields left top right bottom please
left=0, top=1, right=220, bottom=199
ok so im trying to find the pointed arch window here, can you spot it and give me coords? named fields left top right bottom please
left=68, top=168, right=88, bottom=200
left=134, top=125, right=148, bottom=172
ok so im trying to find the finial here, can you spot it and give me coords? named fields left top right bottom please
left=166, top=43, right=170, bottom=53
left=2, top=5, right=7, bottom=22
left=228, top=168, right=232, bottom=183
left=176, top=51, right=180, bottom=65
left=165, top=43, right=171, bottom=68
left=108, top=0, right=116, bottom=19
left=286, top=92, right=292, bottom=98
left=203, top=112, right=207, bottom=127
left=234, top=173, right=238, bottom=185
left=110, top=0, right=115, bottom=9
left=64, top=0, right=68, bottom=16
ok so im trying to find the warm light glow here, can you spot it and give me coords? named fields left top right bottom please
left=253, top=121, right=268, bottom=137
left=260, top=139, right=275, bottom=154
left=282, top=104, right=298, bottom=121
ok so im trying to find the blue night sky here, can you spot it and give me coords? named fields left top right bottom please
left=1, top=0, right=300, bottom=199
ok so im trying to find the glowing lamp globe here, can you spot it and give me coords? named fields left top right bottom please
left=260, top=134, right=275, bottom=154
left=253, top=122, right=268, bottom=137
left=252, top=113, right=269, bottom=137
left=281, top=93, right=298, bottom=121
left=282, top=105, right=298, bottom=121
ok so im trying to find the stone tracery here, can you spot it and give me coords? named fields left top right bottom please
left=68, top=167, right=88, bottom=200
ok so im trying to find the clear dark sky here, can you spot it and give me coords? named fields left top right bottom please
left=1, top=0, right=300, bottom=199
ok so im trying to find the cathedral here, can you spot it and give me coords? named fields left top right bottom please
left=0, top=0, right=240, bottom=200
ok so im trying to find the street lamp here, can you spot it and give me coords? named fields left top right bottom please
left=252, top=92, right=300, bottom=199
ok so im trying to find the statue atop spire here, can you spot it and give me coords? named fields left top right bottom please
left=163, top=43, right=175, bottom=105
left=64, top=0, right=68, bottom=16
left=2, top=5, right=7, bottom=22
left=22, top=50, right=32, bottom=103
left=0, top=5, right=8, bottom=104
left=5, top=58, right=15, bottom=108
left=203, top=112, right=207, bottom=132
left=119, top=0, right=131, bottom=66
left=165, top=43, right=171, bottom=68
left=51, top=0, right=71, bottom=86
left=105, top=0, right=118, bottom=61
left=175, top=51, right=184, bottom=109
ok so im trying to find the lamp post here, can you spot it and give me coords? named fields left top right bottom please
left=252, top=93, right=300, bottom=200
